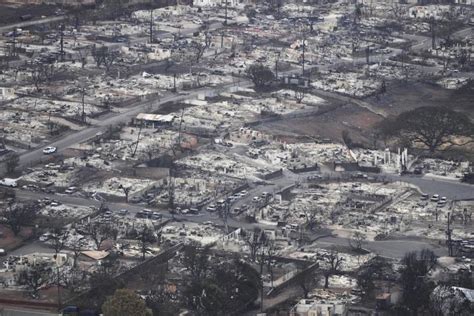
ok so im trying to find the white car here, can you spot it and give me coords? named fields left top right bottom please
left=42, top=146, right=57, bottom=155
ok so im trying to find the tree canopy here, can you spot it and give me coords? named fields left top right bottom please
left=379, top=106, right=473, bottom=152
left=399, top=249, right=438, bottom=315
left=102, top=289, right=151, bottom=316
left=246, top=63, right=275, bottom=89
left=182, top=243, right=260, bottom=316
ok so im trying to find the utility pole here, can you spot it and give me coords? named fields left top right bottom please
left=81, top=87, right=86, bottom=123
left=430, top=17, right=436, bottom=50
left=12, top=29, right=17, bottom=57
left=224, top=0, right=228, bottom=26
left=59, top=24, right=65, bottom=61
left=302, top=33, right=306, bottom=76
left=446, top=211, right=453, bottom=256
left=53, top=254, right=62, bottom=313
left=366, top=45, right=370, bottom=65
left=149, top=9, right=154, bottom=44
left=275, top=51, right=280, bottom=79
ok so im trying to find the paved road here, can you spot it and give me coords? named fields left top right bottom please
left=0, top=307, right=57, bottom=316
left=0, top=16, right=66, bottom=33
left=7, top=241, right=54, bottom=256
left=401, top=26, right=473, bottom=52
left=316, top=236, right=447, bottom=259
left=387, top=174, right=474, bottom=200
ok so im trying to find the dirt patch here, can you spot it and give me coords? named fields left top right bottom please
left=0, top=224, right=32, bottom=251
left=256, top=103, right=382, bottom=144
left=0, top=4, right=59, bottom=26
left=365, top=80, right=474, bottom=118
left=154, top=101, right=193, bottom=115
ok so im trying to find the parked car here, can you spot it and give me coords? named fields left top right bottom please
left=431, top=194, right=440, bottom=202
left=0, top=178, right=17, bottom=187
left=39, top=233, right=52, bottom=242
left=43, top=146, right=57, bottom=154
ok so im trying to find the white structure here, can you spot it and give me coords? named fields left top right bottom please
left=455, top=0, right=473, bottom=5
left=408, top=5, right=454, bottom=20
left=0, top=87, right=15, bottom=100
left=290, top=299, right=347, bottom=316
left=193, top=0, right=253, bottom=7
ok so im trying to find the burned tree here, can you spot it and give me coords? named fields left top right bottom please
left=89, top=223, right=112, bottom=250
left=320, top=249, right=344, bottom=289
left=30, top=61, right=58, bottom=91
left=92, top=46, right=119, bottom=72
left=76, top=46, right=91, bottom=69
left=190, top=41, right=206, bottom=64
left=143, top=143, right=160, bottom=161
left=119, top=184, right=132, bottom=203
left=242, top=228, right=267, bottom=261
left=349, top=231, right=367, bottom=253
left=292, top=86, right=306, bottom=104
left=303, top=207, right=319, bottom=231
left=2, top=202, right=37, bottom=236
left=49, top=220, right=69, bottom=256
left=137, top=226, right=156, bottom=261
left=17, top=262, right=52, bottom=299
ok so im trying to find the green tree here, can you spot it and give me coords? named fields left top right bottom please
left=246, top=63, right=275, bottom=89
left=356, top=256, right=394, bottom=301
left=102, top=289, right=151, bottom=316
left=399, top=249, right=437, bottom=315
left=379, top=107, right=473, bottom=152
left=184, top=260, right=260, bottom=316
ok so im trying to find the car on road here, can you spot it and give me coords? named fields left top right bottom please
left=64, top=187, right=77, bottom=194
left=151, top=212, right=162, bottom=220
left=118, top=209, right=129, bottom=216
left=141, top=209, right=152, bottom=218
left=431, top=194, right=440, bottom=202
left=206, top=205, right=217, bottom=212
left=420, top=193, right=429, bottom=200
left=43, top=146, right=57, bottom=154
